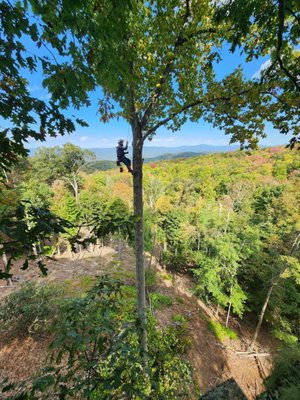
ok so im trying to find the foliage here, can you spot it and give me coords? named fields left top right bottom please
left=150, top=292, right=173, bottom=309
left=20, top=180, right=53, bottom=209
left=145, top=269, right=157, bottom=288
left=29, top=144, right=95, bottom=198
left=6, top=275, right=192, bottom=399
left=82, top=160, right=116, bottom=173
left=12, top=0, right=297, bottom=151
left=0, top=282, right=63, bottom=335
left=258, top=344, right=300, bottom=400
left=0, top=202, right=71, bottom=279
left=208, top=320, right=237, bottom=342
left=0, top=2, right=81, bottom=174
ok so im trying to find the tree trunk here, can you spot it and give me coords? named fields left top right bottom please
left=148, top=231, right=156, bottom=270
left=1, top=246, right=11, bottom=286
left=225, top=301, right=232, bottom=328
left=32, top=243, right=38, bottom=256
left=248, top=282, right=275, bottom=352
left=226, top=277, right=234, bottom=327
left=118, top=228, right=122, bottom=259
left=72, top=174, right=79, bottom=201
left=132, top=128, right=148, bottom=366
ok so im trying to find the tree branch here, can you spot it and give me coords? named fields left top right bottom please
left=143, top=89, right=250, bottom=140
left=140, top=5, right=218, bottom=131
left=286, top=6, right=300, bottom=25
left=266, top=0, right=300, bottom=91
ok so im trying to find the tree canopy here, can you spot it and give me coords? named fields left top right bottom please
left=16, top=0, right=298, bottom=148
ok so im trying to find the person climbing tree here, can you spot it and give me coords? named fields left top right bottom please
left=116, top=139, right=133, bottom=174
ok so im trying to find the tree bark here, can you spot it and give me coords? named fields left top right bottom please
left=132, top=126, right=148, bottom=366
left=225, top=301, right=232, bottom=328
left=226, top=278, right=234, bottom=327
left=1, top=246, right=11, bottom=286
left=71, top=173, right=79, bottom=201
left=248, top=281, right=275, bottom=352
left=148, top=231, right=156, bottom=270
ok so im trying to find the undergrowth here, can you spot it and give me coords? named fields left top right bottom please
left=0, top=275, right=193, bottom=399
left=150, top=292, right=173, bottom=309
left=208, top=320, right=237, bottom=341
left=0, top=282, right=63, bottom=335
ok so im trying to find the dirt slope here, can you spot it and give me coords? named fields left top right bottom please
left=0, top=244, right=277, bottom=399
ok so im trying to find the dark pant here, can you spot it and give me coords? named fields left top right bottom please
left=120, top=156, right=131, bottom=169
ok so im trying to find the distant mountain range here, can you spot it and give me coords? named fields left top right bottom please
left=28, top=144, right=239, bottom=161
left=144, top=151, right=205, bottom=162
left=88, top=144, right=239, bottom=160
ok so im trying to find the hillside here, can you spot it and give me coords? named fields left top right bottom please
left=0, top=244, right=277, bottom=400
left=1, top=145, right=299, bottom=399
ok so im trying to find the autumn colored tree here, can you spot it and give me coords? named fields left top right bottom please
left=2, top=0, right=299, bottom=362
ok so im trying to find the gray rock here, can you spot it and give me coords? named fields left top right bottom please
left=200, top=378, right=247, bottom=400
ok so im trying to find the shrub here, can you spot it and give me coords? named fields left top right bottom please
left=0, top=282, right=63, bottom=335
left=258, top=344, right=300, bottom=400
left=150, top=292, right=173, bottom=309
left=170, top=314, right=191, bottom=353
left=145, top=269, right=157, bottom=287
left=172, top=313, right=187, bottom=325
left=6, top=276, right=192, bottom=399
left=159, top=271, right=172, bottom=281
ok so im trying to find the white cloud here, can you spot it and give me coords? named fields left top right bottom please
left=39, top=93, right=52, bottom=100
left=28, top=85, right=40, bottom=93
left=252, top=59, right=271, bottom=79
left=78, top=137, right=111, bottom=147
left=151, top=137, right=176, bottom=143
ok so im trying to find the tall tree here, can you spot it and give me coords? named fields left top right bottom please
left=59, top=144, right=95, bottom=200
left=30, top=144, right=95, bottom=199
left=3, top=0, right=299, bottom=361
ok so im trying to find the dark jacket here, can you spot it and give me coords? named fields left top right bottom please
left=116, top=142, right=128, bottom=160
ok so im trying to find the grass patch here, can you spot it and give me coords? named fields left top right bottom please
left=63, top=276, right=96, bottom=296
left=208, top=320, right=237, bottom=341
left=172, top=314, right=187, bottom=325
left=145, top=270, right=157, bottom=287
left=150, top=293, right=173, bottom=309
left=122, top=285, right=137, bottom=297
left=113, top=270, right=135, bottom=281
left=159, top=272, right=172, bottom=281
left=176, top=296, right=185, bottom=304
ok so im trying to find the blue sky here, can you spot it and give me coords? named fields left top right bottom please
left=2, top=31, right=292, bottom=149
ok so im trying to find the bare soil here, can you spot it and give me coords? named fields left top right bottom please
left=0, top=244, right=277, bottom=399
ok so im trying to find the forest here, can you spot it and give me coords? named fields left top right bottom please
left=1, top=0, right=299, bottom=399
left=1, top=144, right=299, bottom=399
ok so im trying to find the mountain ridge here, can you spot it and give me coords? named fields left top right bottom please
left=29, top=144, right=240, bottom=161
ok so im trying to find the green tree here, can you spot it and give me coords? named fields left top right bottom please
left=247, top=182, right=300, bottom=349
left=30, top=147, right=62, bottom=184
left=59, top=143, right=95, bottom=200
left=0, top=1, right=86, bottom=174
left=30, top=144, right=95, bottom=199
left=4, top=0, right=299, bottom=362
left=0, top=202, right=70, bottom=278
left=20, top=179, right=53, bottom=209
